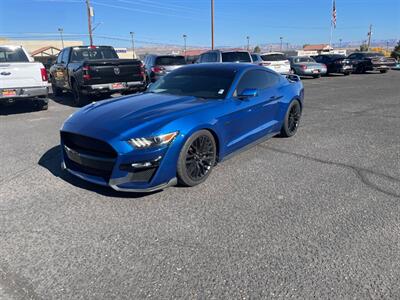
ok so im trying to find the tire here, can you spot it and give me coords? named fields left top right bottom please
left=380, top=70, right=388, bottom=73
left=177, top=130, right=217, bottom=187
left=52, top=82, right=63, bottom=96
left=313, top=74, right=321, bottom=78
left=72, top=81, right=88, bottom=107
left=280, top=100, right=302, bottom=138
left=343, top=72, right=351, bottom=76
left=35, top=99, right=48, bottom=110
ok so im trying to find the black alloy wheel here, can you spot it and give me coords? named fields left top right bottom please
left=177, top=130, right=217, bottom=187
left=280, top=100, right=302, bottom=137
left=72, top=82, right=88, bottom=107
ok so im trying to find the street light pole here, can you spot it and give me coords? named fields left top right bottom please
left=246, top=36, right=250, bottom=51
left=85, top=0, right=94, bottom=46
left=130, top=31, right=135, bottom=59
left=339, top=38, right=342, bottom=48
left=211, top=0, right=214, bottom=49
left=183, top=34, right=187, bottom=57
left=280, top=37, right=283, bottom=51
left=58, top=28, right=64, bottom=48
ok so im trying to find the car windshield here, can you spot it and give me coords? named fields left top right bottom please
left=148, top=67, right=236, bottom=99
left=294, top=57, right=315, bottom=63
left=155, top=56, right=186, bottom=65
left=70, top=47, right=118, bottom=62
left=0, top=47, right=29, bottom=62
left=261, top=53, right=286, bottom=61
left=222, top=52, right=251, bottom=62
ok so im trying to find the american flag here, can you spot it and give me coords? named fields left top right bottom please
left=332, top=0, right=337, bottom=28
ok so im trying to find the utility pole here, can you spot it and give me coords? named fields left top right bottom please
left=183, top=34, right=187, bottom=57
left=58, top=28, right=64, bottom=48
left=246, top=36, right=250, bottom=51
left=367, top=24, right=372, bottom=51
left=86, top=0, right=94, bottom=46
left=280, top=37, right=283, bottom=51
left=339, top=38, right=342, bottom=48
left=130, top=32, right=135, bottom=58
left=286, top=42, right=289, bottom=50
left=211, top=0, right=214, bottom=49
left=386, top=41, right=389, bottom=52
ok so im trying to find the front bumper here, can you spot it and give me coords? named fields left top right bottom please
left=83, top=81, right=146, bottom=94
left=0, top=86, right=49, bottom=100
left=60, top=130, right=182, bottom=192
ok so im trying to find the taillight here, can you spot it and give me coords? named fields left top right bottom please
left=82, top=66, right=91, bottom=81
left=300, top=65, right=307, bottom=70
left=139, top=63, right=145, bottom=78
left=40, top=68, right=48, bottom=81
left=151, top=66, right=165, bottom=73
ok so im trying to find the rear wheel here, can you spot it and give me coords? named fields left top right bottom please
left=280, top=100, right=302, bottom=138
left=343, top=71, right=351, bottom=76
left=177, top=130, right=217, bottom=187
left=51, top=79, right=63, bottom=96
left=380, top=69, right=388, bottom=73
left=72, top=81, right=88, bottom=107
left=35, top=98, right=48, bottom=110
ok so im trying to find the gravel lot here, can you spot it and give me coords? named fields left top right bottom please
left=1, top=71, right=400, bottom=299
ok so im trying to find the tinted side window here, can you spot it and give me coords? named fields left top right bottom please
left=236, top=70, right=280, bottom=95
left=209, top=52, right=218, bottom=62
left=56, top=50, right=63, bottom=63
left=62, top=48, right=70, bottom=63
left=348, top=53, right=357, bottom=59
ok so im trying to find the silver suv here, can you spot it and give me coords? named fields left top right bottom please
left=144, top=54, right=186, bottom=83
left=198, top=50, right=253, bottom=64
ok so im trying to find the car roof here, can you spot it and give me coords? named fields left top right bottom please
left=260, top=52, right=285, bottom=55
left=180, top=63, right=258, bottom=72
left=206, top=49, right=250, bottom=53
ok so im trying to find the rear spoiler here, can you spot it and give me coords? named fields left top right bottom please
left=286, top=74, right=300, bottom=82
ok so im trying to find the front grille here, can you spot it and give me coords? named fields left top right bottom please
left=61, top=132, right=117, bottom=181
left=61, top=132, right=117, bottom=158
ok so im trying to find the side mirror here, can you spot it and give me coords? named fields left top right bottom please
left=238, top=88, right=258, bottom=99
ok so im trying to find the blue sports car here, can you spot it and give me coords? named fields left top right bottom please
left=60, top=64, right=304, bottom=192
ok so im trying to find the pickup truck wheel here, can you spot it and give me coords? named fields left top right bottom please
left=72, top=82, right=88, bottom=107
left=35, top=99, right=48, bottom=111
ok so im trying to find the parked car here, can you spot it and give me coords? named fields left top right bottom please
left=0, top=45, right=49, bottom=110
left=288, top=56, right=327, bottom=78
left=49, top=46, right=146, bottom=106
left=346, top=52, right=397, bottom=74
left=260, top=52, right=291, bottom=74
left=144, top=54, right=186, bottom=83
left=392, top=61, right=400, bottom=70
left=251, top=53, right=264, bottom=65
left=312, top=54, right=353, bottom=75
left=60, top=64, right=304, bottom=192
left=197, top=50, right=253, bottom=63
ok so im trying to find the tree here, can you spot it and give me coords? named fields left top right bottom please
left=359, top=43, right=368, bottom=52
left=391, top=40, right=400, bottom=60
left=253, top=46, right=261, bottom=53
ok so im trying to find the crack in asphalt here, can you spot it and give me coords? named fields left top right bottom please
left=258, top=144, right=400, bottom=199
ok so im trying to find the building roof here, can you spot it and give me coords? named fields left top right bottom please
left=303, top=44, right=332, bottom=51
left=31, top=46, right=61, bottom=56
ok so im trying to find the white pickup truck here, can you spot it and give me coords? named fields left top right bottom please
left=0, top=45, right=49, bottom=110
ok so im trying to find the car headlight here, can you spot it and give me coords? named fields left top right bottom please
left=127, top=131, right=179, bottom=149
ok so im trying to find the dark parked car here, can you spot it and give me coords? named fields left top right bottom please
left=49, top=46, right=146, bottom=106
left=312, top=54, right=353, bottom=75
left=198, top=50, right=253, bottom=63
left=143, top=55, right=186, bottom=83
left=346, top=52, right=397, bottom=74
left=251, top=53, right=264, bottom=65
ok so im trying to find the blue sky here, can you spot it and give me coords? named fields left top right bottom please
left=0, top=0, right=399, bottom=48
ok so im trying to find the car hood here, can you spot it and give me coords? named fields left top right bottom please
left=63, top=93, right=219, bottom=138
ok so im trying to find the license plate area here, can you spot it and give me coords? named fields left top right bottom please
left=312, top=70, right=319, bottom=74
left=2, top=89, right=17, bottom=97
left=110, top=83, right=125, bottom=90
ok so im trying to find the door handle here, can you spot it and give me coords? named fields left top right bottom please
left=0, top=72, right=11, bottom=76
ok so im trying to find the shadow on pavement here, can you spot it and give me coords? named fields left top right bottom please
left=38, top=145, right=156, bottom=199
left=0, top=99, right=44, bottom=116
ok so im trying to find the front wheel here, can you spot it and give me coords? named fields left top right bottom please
left=280, top=100, right=302, bottom=138
left=177, top=130, right=217, bottom=187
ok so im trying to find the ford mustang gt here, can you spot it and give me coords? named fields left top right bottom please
left=60, top=64, right=304, bottom=192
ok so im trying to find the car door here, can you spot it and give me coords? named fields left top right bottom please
left=53, top=50, right=65, bottom=88
left=224, top=69, right=281, bottom=153
left=61, top=48, right=71, bottom=89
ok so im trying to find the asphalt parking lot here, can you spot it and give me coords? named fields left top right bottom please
left=1, top=71, right=400, bottom=299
